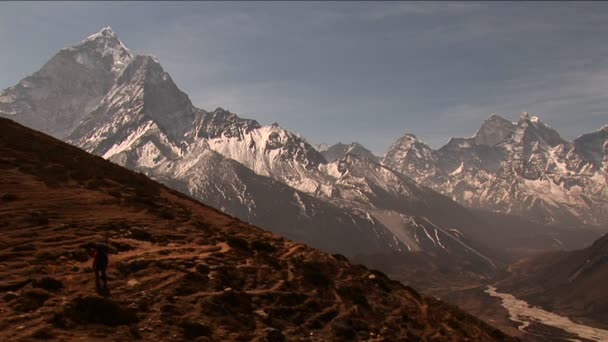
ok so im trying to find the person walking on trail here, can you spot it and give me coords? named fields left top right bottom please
left=91, top=242, right=109, bottom=291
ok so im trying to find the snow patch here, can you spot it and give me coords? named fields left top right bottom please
left=0, top=109, right=17, bottom=115
left=102, top=121, right=156, bottom=159
left=434, top=229, right=446, bottom=249
left=450, top=162, right=464, bottom=176
left=0, top=93, right=16, bottom=104
left=136, top=140, right=162, bottom=168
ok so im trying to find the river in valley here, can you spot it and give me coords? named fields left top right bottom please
left=485, top=286, right=608, bottom=341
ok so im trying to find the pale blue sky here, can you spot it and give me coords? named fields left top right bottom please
left=1, top=1, right=607, bottom=153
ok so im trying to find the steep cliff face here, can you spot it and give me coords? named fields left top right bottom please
left=0, top=27, right=132, bottom=138
left=574, top=125, right=608, bottom=172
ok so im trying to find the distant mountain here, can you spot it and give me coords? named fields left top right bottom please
left=383, top=134, right=442, bottom=180
left=497, top=232, right=608, bottom=328
left=0, top=27, right=132, bottom=138
left=384, top=113, right=608, bottom=226
left=574, top=125, right=608, bottom=172
left=321, top=142, right=380, bottom=162
left=0, top=117, right=516, bottom=341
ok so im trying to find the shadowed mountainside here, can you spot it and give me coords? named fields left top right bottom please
left=0, top=118, right=516, bottom=341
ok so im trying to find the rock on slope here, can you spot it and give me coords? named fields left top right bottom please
left=0, top=118, right=515, bottom=341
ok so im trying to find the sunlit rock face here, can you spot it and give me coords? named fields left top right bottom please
left=0, top=27, right=133, bottom=138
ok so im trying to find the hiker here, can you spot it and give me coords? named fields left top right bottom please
left=91, top=242, right=109, bottom=291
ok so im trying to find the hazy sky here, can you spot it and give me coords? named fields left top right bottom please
left=1, top=2, right=607, bottom=153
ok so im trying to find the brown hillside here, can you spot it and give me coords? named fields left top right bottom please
left=0, top=118, right=516, bottom=341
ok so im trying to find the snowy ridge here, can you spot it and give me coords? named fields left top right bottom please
left=68, top=26, right=133, bottom=76
left=321, top=142, right=379, bottom=162
left=384, top=112, right=608, bottom=226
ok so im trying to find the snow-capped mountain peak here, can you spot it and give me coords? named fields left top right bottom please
left=68, top=52, right=197, bottom=155
left=473, top=114, right=515, bottom=146
left=204, top=119, right=326, bottom=177
left=313, top=142, right=330, bottom=152
left=321, top=141, right=379, bottom=162
left=0, top=26, right=136, bottom=138
left=383, top=133, right=440, bottom=178
left=385, top=113, right=608, bottom=226
left=85, top=26, right=117, bottom=40
left=190, top=107, right=260, bottom=141
left=67, top=26, right=133, bottom=76
left=511, top=113, right=565, bottom=148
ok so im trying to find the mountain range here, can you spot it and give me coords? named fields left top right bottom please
left=1, top=27, right=606, bottom=288
left=383, top=113, right=608, bottom=227
left=3, top=26, right=608, bottom=341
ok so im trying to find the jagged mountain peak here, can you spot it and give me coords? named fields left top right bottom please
left=382, top=133, right=439, bottom=179
left=212, top=106, right=229, bottom=113
left=335, top=141, right=370, bottom=152
left=389, top=134, right=431, bottom=151
left=512, top=113, right=565, bottom=147
left=474, top=113, right=516, bottom=147
left=0, top=27, right=135, bottom=138
left=488, top=113, right=507, bottom=120
left=120, top=55, right=196, bottom=140
left=322, top=141, right=379, bottom=162
left=401, top=133, right=422, bottom=140
left=573, top=123, right=608, bottom=164
left=67, top=51, right=196, bottom=151
left=340, top=151, right=374, bottom=163
left=86, top=26, right=117, bottom=40
left=192, top=107, right=260, bottom=140
left=516, top=112, right=549, bottom=129
left=388, top=133, right=430, bottom=150
left=442, top=136, right=474, bottom=149
left=64, top=26, right=133, bottom=76
left=313, top=142, right=329, bottom=152
left=116, top=54, right=167, bottom=85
